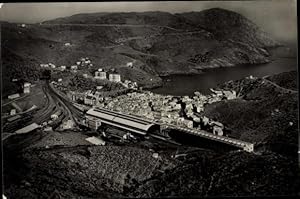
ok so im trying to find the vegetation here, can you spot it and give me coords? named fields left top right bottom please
left=68, top=74, right=124, bottom=92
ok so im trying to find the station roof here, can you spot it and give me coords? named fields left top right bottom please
left=86, top=108, right=156, bottom=132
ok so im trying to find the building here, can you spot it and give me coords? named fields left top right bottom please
left=84, top=95, right=96, bottom=106
left=71, top=65, right=78, bottom=70
left=83, top=74, right=88, bottom=78
left=95, top=71, right=100, bottom=78
left=126, top=62, right=133, bottom=67
left=10, top=109, right=16, bottom=115
left=49, top=63, right=56, bottom=69
left=65, top=43, right=71, bottom=46
left=7, top=115, right=21, bottom=123
left=85, top=136, right=105, bottom=145
left=99, top=72, right=107, bottom=80
left=213, top=126, right=223, bottom=136
left=58, top=78, right=62, bottom=83
left=223, top=90, right=237, bottom=100
left=85, top=108, right=160, bottom=135
left=23, top=82, right=31, bottom=94
left=109, top=74, right=121, bottom=82
left=15, top=123, right=40, bottom=134
left=61, top=65, right=66, bottom=71
left=98, top=68, right=103, bottom=72
left=96, top=86, right=103, bottom=90
left=51, top=110, right=62, bottom=120
left=8, top=93, right=20, bottom=99
left=95, top=71, right=107, bottom=80
left=62, top=120, right=74, bottom=129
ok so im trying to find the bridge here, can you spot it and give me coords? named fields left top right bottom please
left=160, top=123, right=254, bottom=152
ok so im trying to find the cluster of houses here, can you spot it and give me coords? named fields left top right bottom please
left=94, top=88, right=237, bottom=136
left=39, top=57, right=93, bottom=72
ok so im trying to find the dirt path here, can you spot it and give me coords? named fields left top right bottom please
left=262, top=77, right=298, bottom=94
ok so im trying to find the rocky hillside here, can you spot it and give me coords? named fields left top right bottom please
left=3, top=71, right=299, bottom=198
left=2, top=8, right=280, bottom=96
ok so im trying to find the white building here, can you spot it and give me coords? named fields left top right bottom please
left=96, top=86, right=103, bottom=90
left=64, top=43, right=71, bottom=46
left=85, top=136, right=105, bottom=146
left=109, top=74, right=121, bottom=82
left=95, top=71, right=100, bottom=79
left=8, top=93, right=20, bottom=99
left=24, top=82, right=31, bottom=93
left=98, top=68, right=103, bottom=72
left=60, top=65, right=66, bottom=71
left=83, top=74, right=88, bottom=78
left=58, top=78, right=62, bottom=83
left=99, top=72, right=107, bottom=80
left=49, top=63, right=56, bottom=69
left=71, top=65, right=78, bottom=70
left=10, top=109, right=16, bottom=115
left=126, top=62, right=133, bottom=67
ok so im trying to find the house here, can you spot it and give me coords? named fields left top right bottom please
left=182, top=119, right=193, bottom=128
left=71, top=65, right=78, bottom=70
left=223, top=90, right=236, bottom=100
left=85, top=136, right=105, bottom=146
left=98, top=68, right=103, bottom=72
left=58, top=78, right=62, bottom=83
left=126, top=62, right=133, bottom=67
left=84, top=95, right=96, bottom=106
left=99, top=72, right=107, bottom=80
left=83, top=74, right=88, bottom=78
left=49, top=63, right=56, bottom=69
left=213, top=126, right=223, bottom=136
left=23, top=83, right=31, bottom=93
left=202, top=116, right=209, bottom=126
left=10, top=109, right=16, bottom=115
left=95, top=71, right=100, bottom=78
left=109, top=74, right=121, bottom=82
left=60, top=65, right=66, bottom=71
left=76, top=61, right=81, bottom=65
left=64, top=43, right=71, bottom=46
left=210, top=88, right=223, bottom=96
left=96, top=86, right=103, bottom=90
left=62, top=120, right=74, bottom=129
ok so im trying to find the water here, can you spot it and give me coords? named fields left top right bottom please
left=150, top=57, right=297, bottom=96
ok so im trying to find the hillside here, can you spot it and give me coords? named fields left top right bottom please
left=2, top=8, right=280, bottom=96
left=3, top=71, right=299, bottom=198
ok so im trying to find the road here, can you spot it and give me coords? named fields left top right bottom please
left=262, top=77, right=298, bottom=94
left=39, top=23, right=181, bottom=31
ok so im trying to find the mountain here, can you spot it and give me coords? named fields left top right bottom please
left=2, top=8, right=281, bottom=96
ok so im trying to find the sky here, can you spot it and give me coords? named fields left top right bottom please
left=0, top=1, right=297, bottom=42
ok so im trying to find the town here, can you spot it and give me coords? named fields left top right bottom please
left=3, top=55, right=242, bottom=142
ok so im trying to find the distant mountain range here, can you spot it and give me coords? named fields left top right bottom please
left=2, top=8, right=283, bottom=96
